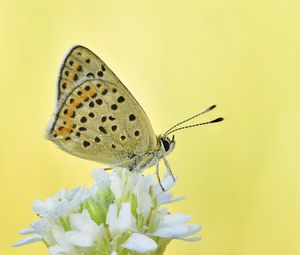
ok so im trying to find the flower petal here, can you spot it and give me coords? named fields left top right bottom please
left=122, top=233, right=157, bottom=253
left=160, top=214, right=192, bottom=227
left=125, top=172, right=139, bottom=193
left=31, top=219, right=48, bottom=235
left=31, top=200, right=50, bottom=217
left=69, top=210, right=98, bottom=237
left=110, top=174, right=122, bottom=199
left=92, top=169, right=110, bottom=188
left=157, top=192, right=185, bottom=204
left=153, top=224, right=201, bottom=238
left=134, top=177, right=153, bottom=219
left=178, top=236, right=202, bottom=242
left=19, top=227, right=36, bottom=235
left=107, top=203, right=135, bottom=236
left=106, top=204, right=117, bottom=227
left=136, top=191, right=152, bottom=219
left=70, top=187, right=90, bottom=211
left=13, top=236, right=42, bottom=246
left=65, top=230, right=94, bottom=247
left=117, top=203, right=133, bottom=231
left=51, top=225, right=70, bottom=248
left=48, top=244, right=67, bottom=255
left=184, top=224, right=202, bottom=237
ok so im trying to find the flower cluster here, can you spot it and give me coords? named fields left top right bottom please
left=15, top=168, right=201, bottom=255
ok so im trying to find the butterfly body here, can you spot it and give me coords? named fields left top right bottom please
left=119, top=135, right=175, bottom=172
left=47, top=45, right=222, bottom=187
left=47, top=46, right=175, bottom=172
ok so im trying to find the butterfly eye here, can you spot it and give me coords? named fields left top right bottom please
left=161, top=138, right=170, bottom=152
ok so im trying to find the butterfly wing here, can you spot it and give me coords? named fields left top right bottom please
left=57, top=45, right=123, bottom=101
left=47, top=78, right=157, bottom=166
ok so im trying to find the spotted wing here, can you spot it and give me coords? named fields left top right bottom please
left=47, top=79, right=157, bottom=166
left=56, top=45, right=122, bottom=101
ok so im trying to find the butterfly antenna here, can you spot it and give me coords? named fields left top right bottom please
left=163, top=105, right=217, bottom=136
left=164, top=117, right=224, bottom=136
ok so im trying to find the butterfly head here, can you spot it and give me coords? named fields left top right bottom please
left=160, top=135, right=176, bottom=156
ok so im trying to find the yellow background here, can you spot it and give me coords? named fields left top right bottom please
left=1, top=0, right=300, bottom=254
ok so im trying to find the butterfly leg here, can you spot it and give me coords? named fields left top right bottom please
left=163, top=157, right=176, bottom=182
left=156, top=159, right=165, bottom=191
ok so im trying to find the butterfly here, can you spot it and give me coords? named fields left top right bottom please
left=47, top=45, right=223, bottom=190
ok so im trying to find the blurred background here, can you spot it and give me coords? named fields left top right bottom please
left=1, top=0, right=300, bottom=254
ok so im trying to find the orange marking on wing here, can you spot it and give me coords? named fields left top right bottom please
left=56, top=128, right=69, bottom=136
left=65, top=120, right=73, bottom=132
left=66, top=109, right=74, bottom=118
left=71, top=97, right=82, bottom=108
left=57, top=122, right=72, bottom=135
left=70, top=73, right=78, bottom=81
left=52, top=118, right=74, bottom=139
left=73, top=63, right=82, bottom=71
left=88, top=89, right=97, bottom=97
left=79, top=90, right=89, bottom=101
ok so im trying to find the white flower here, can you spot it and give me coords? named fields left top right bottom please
left=15, top=168, right=201, bottom=255
left=65, top=210, right=104, bottom=247
left=122, top=233, right=158, bottom=253
left=32, top=187, right=90, bottom=218
left=48, top=225, right=75, bottom=255
left=106, top=203, right=136, bottom=236
left=152, top=213, right=202, bottom=241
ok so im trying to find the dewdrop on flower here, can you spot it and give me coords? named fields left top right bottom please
left=14, top=168, right=201, bottom=255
